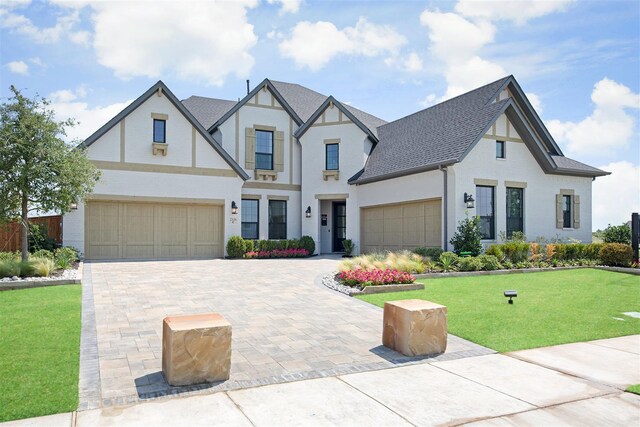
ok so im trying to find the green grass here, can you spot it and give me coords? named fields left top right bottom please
left=627, top=384, right=640, bottom=395
left=357, top=269, right=640, bottom=352
left=0, top=285, right=81, bottom=422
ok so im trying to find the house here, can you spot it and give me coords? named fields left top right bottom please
left=62, top=76, right=609, bottom=259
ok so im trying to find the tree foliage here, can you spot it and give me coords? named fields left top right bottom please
left=449, top=216, right=483, bottom=256
left=0, top=86, right=100, bottom=260
left=602, top=223, right=632, bottom=245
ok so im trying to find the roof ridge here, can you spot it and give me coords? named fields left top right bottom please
left=182, top=95, right=236, bottom=103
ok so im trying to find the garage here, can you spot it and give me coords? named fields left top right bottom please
left=361, top=199, right=442, bottom=253
left=85, top=201, right=224, bottom=260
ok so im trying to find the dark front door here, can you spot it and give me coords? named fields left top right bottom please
left=333, top=202, right=346, bottom=252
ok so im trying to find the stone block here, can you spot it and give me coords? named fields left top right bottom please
left=162, top=313, right=231, bottom=386
left=382, top=299, right=447, bottom=357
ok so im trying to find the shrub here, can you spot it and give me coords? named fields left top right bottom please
left=413, top=247, right=443, bottom=260
left=0, top=251, right=20, bottom=262
left=545, top=243, right=556, bottom=261
left=599, top=243, right=634, bottom=267
left=31, top=257, right=56, bottom=277
left=226, top=236, right=246, bottom=258
left=28, top=223, right=58, bottom=252
left=18, top=261, right=34, bottom=277
left=245, top=248, right=309, bottom=259
left=286, top=239, right=300, bottom=250
left=243, top=239, right=255, bottom=253
left=485, top=244, right=504, bottom=261
left=478, top=254, right=502, bottom=271
left=32, top=249, right=54, bottom=260
left=529, top=242, right=542, bottom=262
left=458, top=256, right=483, bottom=271
left=53, top=247, right=79, bottom=270
left=449, top=216, right=483, bottom=256
left=0, top=260, right=21, bottom=278
left=339, top=268, right=415, bottom=287
left=438, top=252, right=459, bottom=272
left=342, top=239, right=355, bottom=256
left=602, top=224, right=632, bottom=245
left=584, top=243, right=603, bottom=260
left=299, top=235, right=315, bottom=255
left=502, top=241, right=529, bottom=263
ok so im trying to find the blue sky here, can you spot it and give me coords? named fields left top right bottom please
left=1, top=0, right=639, bottom=230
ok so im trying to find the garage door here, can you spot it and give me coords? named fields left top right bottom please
left=361, top=199, right=441, bottom=253
left=85, top=201, right=223, bottom=259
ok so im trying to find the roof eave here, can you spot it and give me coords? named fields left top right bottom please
left=551, top=168, right=611, bottom=178
left=350, top=160, right=457, bottom=185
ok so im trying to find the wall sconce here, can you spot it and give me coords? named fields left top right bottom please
left=464, top=193, right=475, bottom=209
left=305, top=206, right=312, bottom=218
left=231, top=201, right=238, bottom=215
left=70, top=202, right=78, bottom=210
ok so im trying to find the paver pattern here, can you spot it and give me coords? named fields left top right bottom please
left=80, top=256, right=492, bottom=409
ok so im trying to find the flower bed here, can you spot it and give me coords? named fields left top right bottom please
left=339, top=268, right=415, bottom=287
left=245, top=248, right=309, bottom=259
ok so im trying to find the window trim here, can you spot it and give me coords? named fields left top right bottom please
left=496, top=140, right=505, bottom=159
left=268, top=199, right=287, bottom=240
left=241, top=199, right=259, bottom=240
left=153, top=119, right=166, bottom=143
left=255, top=129, right=274, bottom=171
left=325, top=143, right=339, bottom=171
left=476, top=185, right=495, bottom=240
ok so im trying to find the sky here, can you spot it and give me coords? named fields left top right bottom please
left=1, top=0, right=639, bottom=231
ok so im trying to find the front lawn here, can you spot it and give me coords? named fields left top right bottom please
left=0, top=285, right=81, bottom=422
left=357, top=269, right=640, bottom=352
left=627, top=384, right=640, bottom=395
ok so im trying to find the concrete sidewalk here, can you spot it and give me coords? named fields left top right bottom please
left=4, top=335, right=639, bottom=427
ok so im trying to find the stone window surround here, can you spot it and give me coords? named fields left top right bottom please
left=323, top=138, right=340, bottom=181
left=151, top=113, right=168, bottom=155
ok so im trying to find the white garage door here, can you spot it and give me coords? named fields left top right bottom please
left=85, top=201, right=224, bottom=259
left=361, top=199, right=442, bottom=253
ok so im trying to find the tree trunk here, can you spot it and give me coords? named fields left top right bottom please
left=21, top=194, right=28, bottom=262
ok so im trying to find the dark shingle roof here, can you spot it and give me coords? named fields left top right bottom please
left=354, top=77, right=511, bottom=183
left=182, top=96, right=237, bottom=129
left=551, top=155, right=608, bottom=176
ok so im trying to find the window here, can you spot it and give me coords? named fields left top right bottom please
left=241, top=199, right=259, bottom=240
left=255, top=130, right=273, bottom=170
left=506, top=187, right=524, bottom=238
left=153, top=119, right=166, bottom=143
left=476, top=185, right=495, bottom=239
left=268, top=200, right=287, bottom=239
left=496, top=140, right=505, bottom=159
left=326, top=143, right=339, bottom=170
left=563, top=195, right=572, bottom=228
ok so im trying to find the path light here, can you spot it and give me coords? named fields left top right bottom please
left=305, top=206, right=312, bottom=218
left=464, top=193, right=475, bottom=209
left=504, top=290, right=517, bottom=304
left=231, top=201, right=238, bottom=215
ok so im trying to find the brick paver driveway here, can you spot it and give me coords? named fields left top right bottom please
left=79, top=256, right=491, bottom=409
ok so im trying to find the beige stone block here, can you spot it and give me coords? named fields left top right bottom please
left=382, top=299, right=447, bottom=357
left=162, top=313, right=231, bottom=386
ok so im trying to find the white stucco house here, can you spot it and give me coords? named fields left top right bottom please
left=63, top=76, right=609, bottom=259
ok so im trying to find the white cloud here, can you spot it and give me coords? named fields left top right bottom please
left=267, top=0, right=302, bottom=14
left=6, top=60, right=29, bottom=75
left=385, top=52, right=424, bottom=73
left=278, top=17, right=406, bottom=71
left=592, top=161, right=640, bottom=230
left=455, top=0, right=574, bottom=25
left=526, top=92, right=542, bottom=114
left=0, top=4, right=89, bottom=45
left=547, top=78, right=640, bottom=157
left=89, top=0, right=258, bottom=85
left=48, top=87, right=131, bottom=142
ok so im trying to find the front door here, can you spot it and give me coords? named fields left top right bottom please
left=333, top=202, right=346, bottom=252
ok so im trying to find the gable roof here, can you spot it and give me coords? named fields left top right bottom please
left=81, top=81, right=249, bottom=181
left=350, top=76, right=608, bottom=184
left=182, top=96, right=237, bottom=130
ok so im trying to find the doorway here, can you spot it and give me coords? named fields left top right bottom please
left=332, top=201, right=346, bottom=252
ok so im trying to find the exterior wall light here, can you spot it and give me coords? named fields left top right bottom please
left=231, top=201, right=238, bottom=215
left=70, top=202, right=78, bottom=210
left=305, top=206, right=312, bottom=218
left=464, top=193, right=475, bottom=209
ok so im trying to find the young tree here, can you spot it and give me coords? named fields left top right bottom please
left=0, top=86, right=100, bottom=261
left=449, top=216, right=483, bottom=256
left=602, top=223, right=632, bottom=245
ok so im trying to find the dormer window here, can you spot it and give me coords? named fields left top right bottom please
left=326, top=143, right=339, bottom=170
left=153, top=119, right=166, bottom=143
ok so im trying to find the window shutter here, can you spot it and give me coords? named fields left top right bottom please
left=274, top=130, right=285, bottom=172
left=245, top=127, right=255, bottom=170
left=555, top=194, right=563, bottom=229
left=573, top=195, right=580, bottom=229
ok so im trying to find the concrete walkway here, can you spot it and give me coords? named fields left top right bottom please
left=4, top=335, right=638, bottom=426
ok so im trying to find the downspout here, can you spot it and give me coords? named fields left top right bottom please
left=440, top=165, right=448, bottom=251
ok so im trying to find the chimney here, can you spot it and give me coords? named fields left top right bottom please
left=246, top=80, right=250, bottom=95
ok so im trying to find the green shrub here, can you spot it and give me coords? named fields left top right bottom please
left=413, top=247, right=443, bottom=259
left=244, top=239, right=255, bottom=253
left=449, top=216, right=483, bottom=256
left=599, top=243, right=633, bottom=267
left=53, top=247, right=79, bottom=270
left=299, top=235, right=315, bottom=255
left=0, top=260, right=21, bottom=278
left=485, top=244, right=504, bottom=261
left=28, top=223, right=58, bottom=252
left=438, top=252, right=459, bottom=272
left=226, top=236, right=247, bottom=258
left=32, top=249, right=54, bottom=260
left=31, top=257, right=56, bottom=277
left=256, top=240, right=268, bottom=251
left=584, top=243, right=603, bottom=260
left=0, top=251, right=20, bottom=262
left=458, top=256, right=483, bottom=271
left=342, top=239, right=355, bottom=256
left=602, top=224, right=632, bottom=245
left=502, top=241, right=529, bottom=263
left=478, top=254, right=502, bottom=271
left=18, top=260, right=35, bottom=277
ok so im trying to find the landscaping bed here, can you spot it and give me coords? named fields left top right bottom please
left=226, top=236, right=316, bottom=259
left=0, top=248, right=81, bottom=291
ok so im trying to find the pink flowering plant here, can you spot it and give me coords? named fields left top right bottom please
left=339, top=268, right=415, bottom=287
left=245, top=248, right=309, bottom=259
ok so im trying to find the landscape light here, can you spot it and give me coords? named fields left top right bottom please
left=504, top=290, right=517, bottom=304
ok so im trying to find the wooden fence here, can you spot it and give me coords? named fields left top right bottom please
left=0, top=215, right=63, bottom=252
